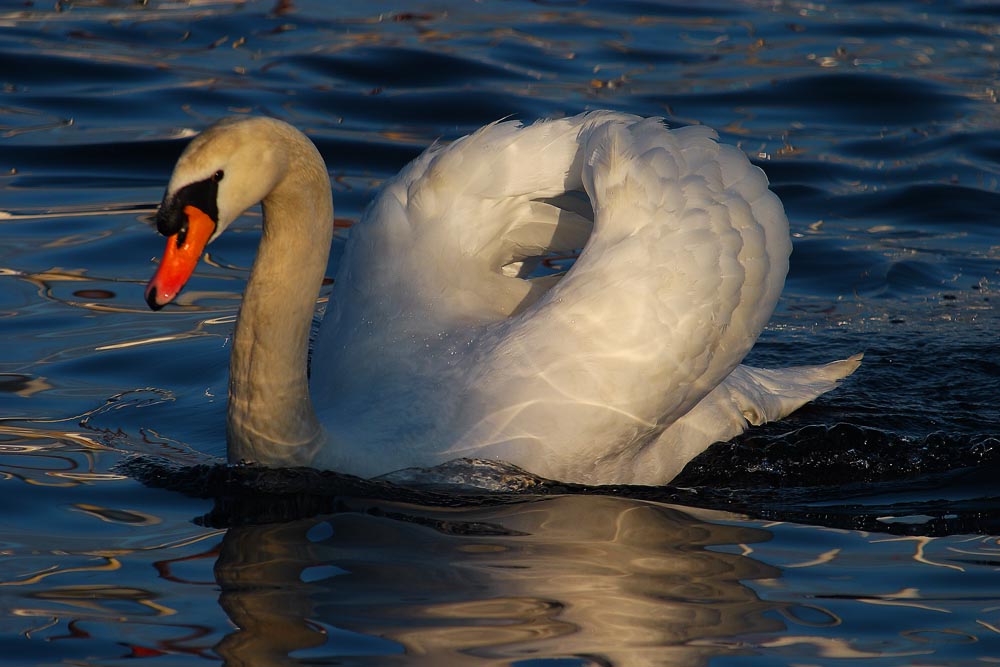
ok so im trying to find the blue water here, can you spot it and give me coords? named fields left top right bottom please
left=1, top=0, right=999, bottom=664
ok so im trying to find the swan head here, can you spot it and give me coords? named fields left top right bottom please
left=145, top=116, right=290, bottom=310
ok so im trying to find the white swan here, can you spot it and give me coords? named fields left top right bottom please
left=145, top=113, right=860, bottom=486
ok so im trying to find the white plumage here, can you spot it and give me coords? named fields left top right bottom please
left=148, top=112, right=860, bottom=486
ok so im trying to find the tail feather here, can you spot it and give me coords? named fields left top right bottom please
left=725, top=353, right=864, bottom=426
left=633, top=354, right=863, bottom=484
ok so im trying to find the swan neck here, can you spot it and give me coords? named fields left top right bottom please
left=227, top=137, right=333, bottom=467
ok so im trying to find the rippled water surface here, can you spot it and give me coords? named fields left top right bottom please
left=1, top=1, right=999, bottom=665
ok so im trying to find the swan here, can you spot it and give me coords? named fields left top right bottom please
left=145, top=113, right=860, bottom=486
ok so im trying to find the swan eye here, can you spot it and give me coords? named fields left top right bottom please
left=176, top=225, right=188, bottom=247
left=212, top=170, right=224, bottom=182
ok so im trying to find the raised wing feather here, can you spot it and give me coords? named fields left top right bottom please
left=442, top=115, right=793, bottom=483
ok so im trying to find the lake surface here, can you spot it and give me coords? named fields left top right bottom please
left=1, top=0, right=999, bottom=665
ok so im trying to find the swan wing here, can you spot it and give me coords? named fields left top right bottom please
left=443, top=115, right=795, bottom=483
left=314, top=113, right=854, bottom=484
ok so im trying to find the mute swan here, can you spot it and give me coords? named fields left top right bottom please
left=145, top=113, right=860, bottom=486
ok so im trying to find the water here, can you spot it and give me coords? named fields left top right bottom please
left=1, top=0, right=998, bottom=664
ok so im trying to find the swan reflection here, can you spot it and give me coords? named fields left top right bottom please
left=213, top=495, right=781, bottom=666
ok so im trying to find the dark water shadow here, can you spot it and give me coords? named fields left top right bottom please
left=120, top=419, right=1000, bottom=537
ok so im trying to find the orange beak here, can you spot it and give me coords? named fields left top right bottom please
left=145, top=205, right=216, bottom=310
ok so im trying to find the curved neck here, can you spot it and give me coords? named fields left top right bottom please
left=227, top=137, right=334, bottom=467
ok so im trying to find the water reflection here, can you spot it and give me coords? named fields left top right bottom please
left=214, top=495, right=782, bottom=665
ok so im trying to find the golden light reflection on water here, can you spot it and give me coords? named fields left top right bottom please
left=2, top=557, right=123, bottom=588
left=199, top=495, right=1000, bottom=663
left=873, top=535, right=968, bottom=572
left=0, top=428, right=110, bottom=487
left=0, top=461, right=224, bottom=659
left=213, top=496, right=782, bottom=666
left=730, top=521, right=1000, bottom=662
